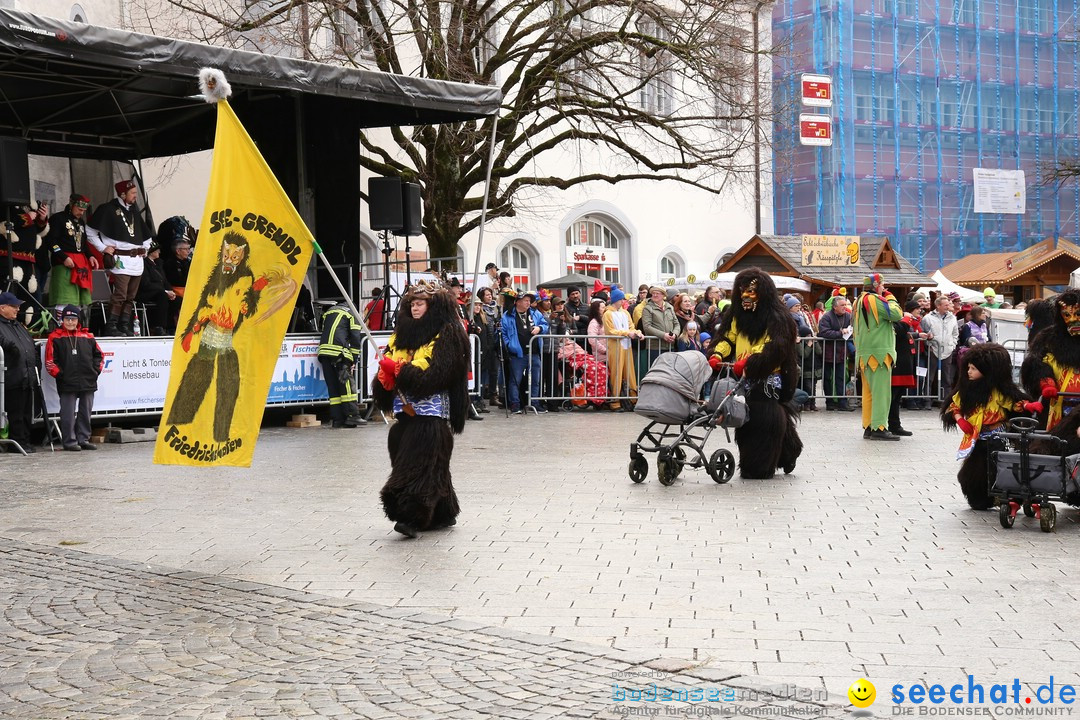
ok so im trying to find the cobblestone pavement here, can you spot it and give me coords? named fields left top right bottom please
left=2, top=408, right=1079, bottom=714
left=0, top=538, right=844, bottom=719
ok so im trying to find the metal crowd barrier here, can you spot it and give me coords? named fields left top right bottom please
left=792, top=334, right=1025, bottom=408
left=521, top=332, right=681, bottom=411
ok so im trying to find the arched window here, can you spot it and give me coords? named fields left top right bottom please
left=564, top=217, right=621, bottom=284
left=659, top=253, right=684, bottom=280
left=500, top=241, right=534, bottom=288
left=70, top=4, right=87, bottom=22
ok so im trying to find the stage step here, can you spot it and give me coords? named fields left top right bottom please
left=105, top=427, right=158, bottom=444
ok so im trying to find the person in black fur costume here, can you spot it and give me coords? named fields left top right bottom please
left=372, top=279, right=469, bottom=539
left=706, top=268, right=802, bottom=478
left=942, top=343, right=1031, bottom=510
left=1024, top=297, right=1056, bottom=344
left=1021, top=289, right=1080, bottom=432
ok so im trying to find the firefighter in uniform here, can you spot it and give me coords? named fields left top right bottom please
left=317, top=302, right=368, bottom=428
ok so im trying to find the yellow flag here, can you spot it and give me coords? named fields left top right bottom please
left=154, top=101, right=313, bottom=467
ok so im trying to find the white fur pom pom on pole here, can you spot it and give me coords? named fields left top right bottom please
left=198, top=68, right=232, bottom=103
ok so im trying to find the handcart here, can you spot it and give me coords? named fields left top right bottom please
left=987, top=416, right=1078, bottom=532
left=627, top=353, right=747, bottom=486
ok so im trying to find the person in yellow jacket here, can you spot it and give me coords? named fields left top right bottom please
left=853, top=273, right=903, bottom=440
left=603, top=287, right=644, bottom=411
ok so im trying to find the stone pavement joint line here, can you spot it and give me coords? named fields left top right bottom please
left=0, top=538, right=847, bottom=719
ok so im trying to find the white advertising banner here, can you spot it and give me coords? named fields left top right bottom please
left=41, top=337, right=173, bottom=414
left=973, top=168, right=1026, bottom=214
left=41, top=334, right=335, bottom=416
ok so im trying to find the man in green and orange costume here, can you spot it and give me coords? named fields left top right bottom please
left=853, top=273, right=903, bottom=440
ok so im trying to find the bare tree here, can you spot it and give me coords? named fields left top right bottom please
left=130, top=0, right=783, bottom=261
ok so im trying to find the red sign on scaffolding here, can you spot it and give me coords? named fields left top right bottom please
left=799, top=114, right=833, bottom=146
left=801, top=74, right=833, bottom=108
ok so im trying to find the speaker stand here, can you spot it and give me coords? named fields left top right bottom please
left=378, top=229, right=405, bottom=332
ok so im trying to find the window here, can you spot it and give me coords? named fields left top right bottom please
left=639, top=17, right=673, bottom=116
left=953, top=0, right=975, bottom=24
left=71, top=4, right=87, bottom=22
left=660, top=255, right=679, bottom=278
left=330, top=7, right=357, bottom=54
left=500, top=243, right=533, bottom=289
left=713, top=25, right=748, bottom=127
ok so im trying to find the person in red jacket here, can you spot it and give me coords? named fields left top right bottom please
left=44, top=306, right=104, bottom=451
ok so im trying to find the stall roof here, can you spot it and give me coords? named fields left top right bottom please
left=718, top=234, right=933, bottom=288
left=0, top=9, right=502, bottom=159
left=938, top=238, right=1080, bottom=285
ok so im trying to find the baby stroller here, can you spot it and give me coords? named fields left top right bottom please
left=987, top=416, right=1080, bottom=532
left=557, top=338, right=608, bottom=410
left=628, top=351, right=747, bottom=486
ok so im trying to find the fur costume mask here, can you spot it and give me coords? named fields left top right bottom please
left=393, top=280, right=459, bottom=351
left=1058, top=291, right=1080, bottom=336
left=729, top=268, right=787, bottom=342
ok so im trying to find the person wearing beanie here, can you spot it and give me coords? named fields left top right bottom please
left=45, top=194, right=98, bottom=315
left=854, top=272, right=903, bottom=440
left=640, top=285, right=679, bottom=360
left=603, top=286, right=644, bottom=411
left=981, top=286, right=1002, bottom=309
left=0, top=290, right=39, bottom=452
left=87, top=178, right=154, bottom=336
left=44, top=306, right=104, bottom=451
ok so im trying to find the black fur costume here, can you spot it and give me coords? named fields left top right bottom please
left=941, top=343, right=1028, bottom=510
left=1021, top=289, right=1080, bottom=431
left=1024, top=297, right=1056, bottom=344
left=372, top=283, right=469, bottom=535
left=708, top=268, right=802, bottom=479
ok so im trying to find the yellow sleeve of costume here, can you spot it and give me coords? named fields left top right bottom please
left=385, top=334, right=437, bottom=371
left=713, top=320, right=736, bottom=359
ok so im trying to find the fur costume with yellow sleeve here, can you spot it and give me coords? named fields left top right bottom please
left=707, top=268, right=802, bottom=479
left=372, top=279, right=469, bottom=538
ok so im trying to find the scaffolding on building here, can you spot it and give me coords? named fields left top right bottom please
left=773, top=0, right=1080, bottom=273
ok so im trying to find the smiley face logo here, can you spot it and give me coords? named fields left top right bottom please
left=848, top=678, right=876, bottom=708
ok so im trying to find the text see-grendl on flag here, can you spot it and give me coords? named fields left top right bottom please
left=155, top=85, right=313, bottom=467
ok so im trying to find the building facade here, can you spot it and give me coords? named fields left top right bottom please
left=16, top=0, right=770, bottom=299
left=772, top=0, right=1080, bottom=273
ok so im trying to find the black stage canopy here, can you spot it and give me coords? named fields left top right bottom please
left=0, top=8, right=502, bottom=159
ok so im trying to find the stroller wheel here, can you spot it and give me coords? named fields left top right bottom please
left=657, top=447, right=686, bottom=487
left=628, top=456, right=648, bottom=483
left=708, top=449, right=736, bottom=484
left=999, top=502, right=1016, bottom=529
left=1023, top=503, right=1036, bottom=518
left=1040, top=503, right=1057, bottom=533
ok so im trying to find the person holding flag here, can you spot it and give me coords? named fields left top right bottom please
left=155, top=69, right=344, bottom=467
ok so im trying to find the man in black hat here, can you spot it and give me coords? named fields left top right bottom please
left=87, top=179, right=154, bottom=336
left=485, top=262, right=499, bottom=291
left=0, top=290, right=39, bottom=452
